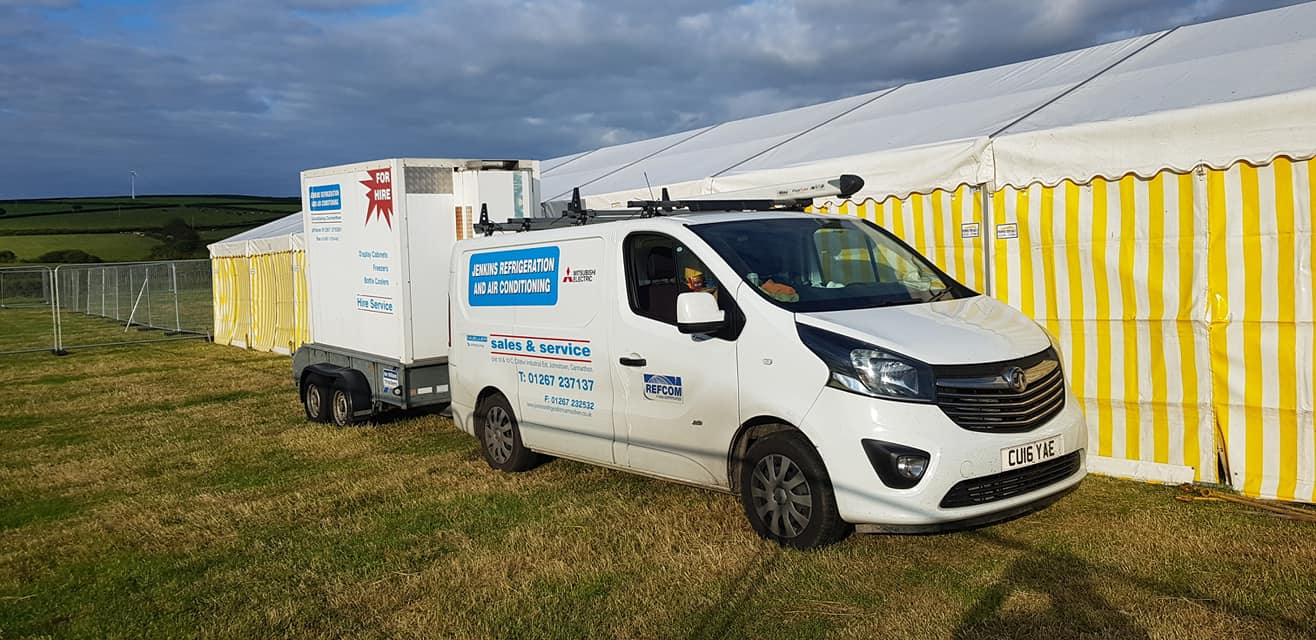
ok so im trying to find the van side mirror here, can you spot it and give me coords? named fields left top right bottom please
left=676, top=291, right=725, bottom=334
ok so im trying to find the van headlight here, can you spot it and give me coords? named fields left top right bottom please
left=797, top=324, right=934, bottom=402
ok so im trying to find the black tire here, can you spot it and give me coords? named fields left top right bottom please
left=302, top=375, right=330, bottom=423
left=475, top=393, right=539, bottom=472
left=330, top=383, right=357, bottom=427
left=739, top=431, right=851, bottom=549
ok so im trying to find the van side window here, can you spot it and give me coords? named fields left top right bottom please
left=624, top=233, right=721, bottom=325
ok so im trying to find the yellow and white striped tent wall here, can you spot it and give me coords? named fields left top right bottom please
left=821, top=185, right=987, bottom=293
left=822, top=156, right=1316, bottom=503
left=211, top=248, right=310, bottom=355
left=993, top=158, right=1316, bottom=502
left=212, top=254, right=251, bottom=348
left=991, top=172, right=1217, bottom=486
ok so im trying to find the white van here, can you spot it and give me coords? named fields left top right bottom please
left=448, top=208, right=1086, bottom=548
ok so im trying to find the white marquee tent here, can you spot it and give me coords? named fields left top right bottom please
left=207, top=213, right=310, bottom=354
left=540, top=2, right=1316, bottom=503
left=207, top=213, right=303, bottom=259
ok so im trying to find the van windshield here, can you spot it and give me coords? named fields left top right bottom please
left=690, top=217, right=973, bottom=312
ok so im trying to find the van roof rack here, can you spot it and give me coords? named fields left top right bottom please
left=475, top=174, right=865, bottom=237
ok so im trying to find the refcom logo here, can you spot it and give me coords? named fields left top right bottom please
left=643, top=374, right=683, bottom=402
left=562, top=267, right=596, bottom=283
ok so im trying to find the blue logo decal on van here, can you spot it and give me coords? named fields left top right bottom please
left=308, top=184, right=342, bottom=211
left=643, top=374, right=683, bottom=402
left=469, top=246, right=560, bottom=307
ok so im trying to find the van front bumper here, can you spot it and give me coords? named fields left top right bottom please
left=800, top=386, right=1088, bottom=528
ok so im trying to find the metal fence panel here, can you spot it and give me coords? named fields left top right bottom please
left=49, top=260, right=213, bottom=352
left=0, top=266, right=58, bottom=355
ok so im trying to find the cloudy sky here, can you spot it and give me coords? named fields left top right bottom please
left=0, top=0, right=1303, bottom=198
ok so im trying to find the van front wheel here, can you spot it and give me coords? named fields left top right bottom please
left=740, top=432, right=850, bottom=549
left=476, top=394, right=539, bottom=472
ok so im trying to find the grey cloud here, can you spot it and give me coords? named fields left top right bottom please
left=0, top=0, right=1305, bottom=197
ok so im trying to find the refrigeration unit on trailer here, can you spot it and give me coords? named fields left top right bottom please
left=449, top=188, right=1088, bottom=548
left=293, top=158, right=540, bottom=426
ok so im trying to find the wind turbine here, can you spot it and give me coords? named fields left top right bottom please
left=130, top=170, right=137, bottom=199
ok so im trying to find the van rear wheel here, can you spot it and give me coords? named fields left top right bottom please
left=476, top=393, right=539, bottom=472
left=740, top=432, right=850, bottom=549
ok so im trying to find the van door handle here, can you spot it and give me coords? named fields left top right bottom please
left=619, top=356, right=647, bottom=367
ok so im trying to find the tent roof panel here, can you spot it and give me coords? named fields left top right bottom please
left=543, top=3, right=1316, bottom=201
left=207, top=212, right=303, bottom=257
left=540, top=126, right=713, bottom=200
left=729, top=32, right=1162, bottom=176
left=540, top=149, right=591, bottom=173
left=578, top=91, right=883, bottom=197
left=993, top=87, right=1316, bottom=188
left=1004, top=2, right=1316, bottom=134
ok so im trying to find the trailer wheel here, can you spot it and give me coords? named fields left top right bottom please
left=476, top=393, right=538, bottom=472
left=302, top=375, right=331, bottom=423
left=739, top=431, right=850, bottom=549
left=330, top=383, right=358, bottom=427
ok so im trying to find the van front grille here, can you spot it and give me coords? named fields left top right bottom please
left=940, top=450, right=1082, bottom=508
left=933, top=349, right=1065, bottom=433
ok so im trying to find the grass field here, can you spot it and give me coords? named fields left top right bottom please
left=0, top=285, right=213, bottom=355
left=199, top=227, right=253, bottom=243
left=0, top=195, right=297, bottom=263
left=0, top=308, right=58, bottom=354
left=1, top=338, right=1314, bottom=638
left=0, top=202, right=96, bottom=216
left=0, top=233, right=164, bottom=263
left=0, top=208, right=289, bottom=234
left=0, top=196, right=299, bottom=217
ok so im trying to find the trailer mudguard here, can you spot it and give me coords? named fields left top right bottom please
left=301, top=364, right=373, bottom=412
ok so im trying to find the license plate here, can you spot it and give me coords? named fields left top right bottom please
left=1001, top=435, right=1064, bottom=471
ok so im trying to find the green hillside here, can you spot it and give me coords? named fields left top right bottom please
left=0, top=233, right=164, bottom=263
left=0, top=196, right=299, bottom=263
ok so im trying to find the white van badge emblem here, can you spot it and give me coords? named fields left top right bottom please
left=1004, top=366, right=1027, bottom=392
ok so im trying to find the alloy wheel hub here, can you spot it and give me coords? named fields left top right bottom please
left=751, top=453, right=812, bottom=538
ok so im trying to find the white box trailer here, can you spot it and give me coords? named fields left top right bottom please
left=292, top=158, right=540, bottom=425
